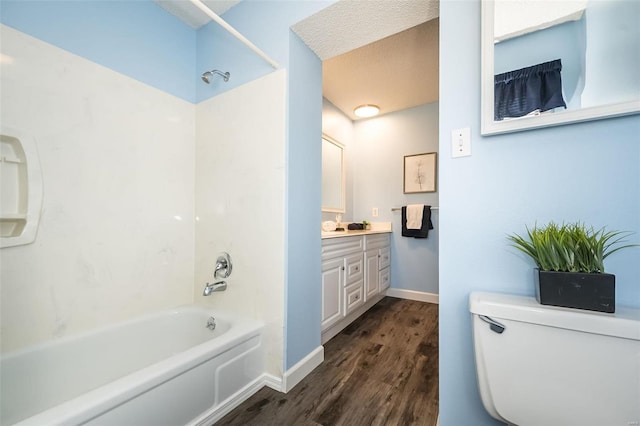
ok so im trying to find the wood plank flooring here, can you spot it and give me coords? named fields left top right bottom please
left=216, top=297, right=439, bottom=426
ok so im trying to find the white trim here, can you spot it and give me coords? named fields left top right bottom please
left=385, top=288, right=439, bottom=304
left=282, top=346, right=324, bottom=393
left=262, top=373, right=283, bottom=392
left=191, top=374, right=266, bottom=426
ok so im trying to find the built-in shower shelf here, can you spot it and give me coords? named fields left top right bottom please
left=0, top=217, right=28, bottom=239
left=0, top=214, right=28, bottom=219
left=0, top=128, right=42, bottom=247
left=1, top=156, right=24, bottom=164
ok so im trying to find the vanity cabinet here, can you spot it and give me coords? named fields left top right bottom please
left=321, top=231, right=391, bottom=342
left=320, top=236, right=364, bottom=331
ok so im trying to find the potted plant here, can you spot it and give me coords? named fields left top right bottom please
left=508, top=222, right=636, bottom=313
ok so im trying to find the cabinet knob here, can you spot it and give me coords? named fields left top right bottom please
left=342, top=266, right=345, bottom=270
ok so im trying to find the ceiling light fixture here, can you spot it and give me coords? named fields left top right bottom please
left=354, top=104, right=380, bottom=118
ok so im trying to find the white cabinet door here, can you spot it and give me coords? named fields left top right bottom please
left=379, top=246, right=391, bottom=270
left=379, top=266, right=391, bottom=292
left=321, top=257, right=344, bottom=331
left=364, top=248, right=379, bottom=301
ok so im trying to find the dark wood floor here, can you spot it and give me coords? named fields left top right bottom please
left=216, top=297, right=439, bottom=426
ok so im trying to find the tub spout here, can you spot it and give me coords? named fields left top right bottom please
left=203, top=281, right=227, bottom=296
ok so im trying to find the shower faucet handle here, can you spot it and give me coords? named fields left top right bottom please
left=214, top=252, right=232, bottom=279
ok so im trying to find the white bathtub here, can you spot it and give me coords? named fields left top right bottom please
left=1, top=306, right=264, bottom=426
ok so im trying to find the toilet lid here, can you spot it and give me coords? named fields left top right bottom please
left=469, top=291, right=640, bottom=341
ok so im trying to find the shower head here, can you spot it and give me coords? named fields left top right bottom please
left=201, top=70, right=230, bottom=84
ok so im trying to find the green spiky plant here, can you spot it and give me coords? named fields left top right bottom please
left=508, top=222, right=636, bottom=273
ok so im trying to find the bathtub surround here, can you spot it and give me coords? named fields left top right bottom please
left=0, top=24, right=196, bottom=352
left=195, top=70, right=287, bottom=381
left=0, top=20, right=295, bottom=422
left=0, top=0, right=331, bottom=396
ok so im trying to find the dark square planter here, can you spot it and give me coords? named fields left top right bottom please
left=535, top=269, right=615, bottom=313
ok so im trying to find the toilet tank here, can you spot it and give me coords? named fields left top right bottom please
left=469, top=291, right=640, bottom=426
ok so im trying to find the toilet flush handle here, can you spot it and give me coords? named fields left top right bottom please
left=479, top=315, right=506, bottom=334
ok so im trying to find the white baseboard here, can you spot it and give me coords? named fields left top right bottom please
left=385, top=288, right=439, bottom=304
left=263, top=373, right=283, bottom=392
left=282, top=346, right=324, bottom=393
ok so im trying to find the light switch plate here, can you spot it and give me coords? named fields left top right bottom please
left=451, top=127, right=471, bottom=158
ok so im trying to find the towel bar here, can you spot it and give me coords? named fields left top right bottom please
left=391, top=207, right=438, bottom=211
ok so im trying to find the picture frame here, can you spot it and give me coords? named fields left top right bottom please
left=404, top=152, right=437, bottom=193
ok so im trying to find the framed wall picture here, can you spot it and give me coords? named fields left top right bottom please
left=404, top=152, right=437, bottom=193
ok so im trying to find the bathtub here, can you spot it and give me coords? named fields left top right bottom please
left=1, top=306, right=264, bottom=426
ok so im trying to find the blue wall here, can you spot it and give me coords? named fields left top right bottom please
left=0, top=0, right=196, bottom=102
left=352, top=103, right=440, bottom=296
left=439, top=0, right=640, bottom=425
left=286, top=31, right=323, bottom=368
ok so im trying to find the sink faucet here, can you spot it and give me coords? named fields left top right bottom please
left=203, top=281, right=227, bottom=296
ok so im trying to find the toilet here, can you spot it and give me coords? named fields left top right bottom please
left=469, top=291, right=640, bottom=426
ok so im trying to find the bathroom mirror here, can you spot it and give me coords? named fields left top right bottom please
left=481, top=0, right=640, bottom=135
left=321, top=135, right=345, bottom=213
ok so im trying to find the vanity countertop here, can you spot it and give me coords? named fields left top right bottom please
left=321, top=222, right=392, bottom=239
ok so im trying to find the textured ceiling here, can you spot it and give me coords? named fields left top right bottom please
left=291, top=0, right=438, bottom=60
left=155, top=0, right=240, bottom=28
left=322, top=19, right=439, bottom=121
